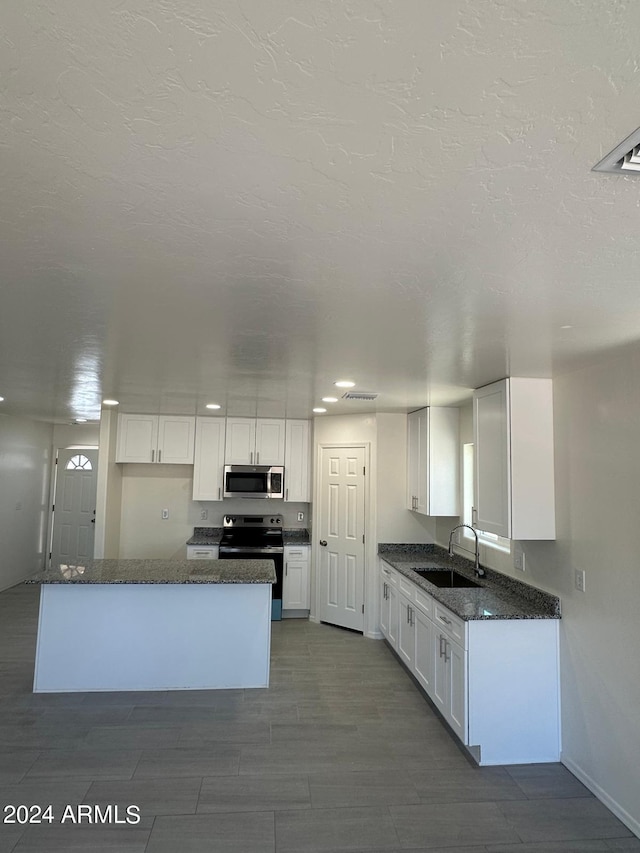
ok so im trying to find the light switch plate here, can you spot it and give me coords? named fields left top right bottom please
left=513, top=543, right=525, bottom=572
left=162, top=508, right=169, bottom=520
left=200, top=508, right=208, bottom=520
left=297, top=512, right=304, bottom=522
left=575, top=569, right=586, bottom=592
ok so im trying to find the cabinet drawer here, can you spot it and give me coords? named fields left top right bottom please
left=399, top=576, right=416, bottom=599
left=434, top=603, right=466, bottom=647
left=380, top=562, right=398, bottom=586
left=187, top=547, right=218, bottom=560
left=414, top=588, right=433, bottom=618
left=284, top=547, right=309, bottom=561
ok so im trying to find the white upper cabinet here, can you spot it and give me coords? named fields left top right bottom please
left=225, top=418, right=256, bottom=464
left=255, top=419, right=286, bottom=465
left=284, top=420, right=310, bottom=502
left=473, top=377, right=555, bottom=539
left=116, top=414, right=195, bottom=464
left=225, top=418, right=285, bottom=465
left=407, top=407, right=459, bottom=516
left=192, top=417, right=226, bottom=501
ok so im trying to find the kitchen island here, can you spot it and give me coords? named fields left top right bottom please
left=26, top=559, right=276, bottom=693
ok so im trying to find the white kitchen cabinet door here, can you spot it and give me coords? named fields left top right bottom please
left=447, top=635, right=467, bottom=742
left=406, top=408, right=426, bottom=512
left=407, top=407, right=459, bottom=516
left=224, top=418, right=256, bottom=464
left=193, top=417, right=226, bottom=501
left=157, top=416, right=195, bottom=464
left=413, top=607, right=436, bottom=696
left=433, top=626, right=467, bottom=741
left=284, top=420, right=310, bottom=501
left=116, top=414, right=158, bottom=463
left=283, top=546, right=310, bottom=610
left=474, top=378, right=555, bottom=539
left=283, top=562, right=307, bottom=609
left=397, top=591, right=415, bottom=669
left=255, top=419, right=285, bottom=465
left=379, top=561, right=398, bottom=650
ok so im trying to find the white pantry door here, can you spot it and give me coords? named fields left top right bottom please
left=50, top=449, right=98, bottom=570
left=318, top=446, right=366, bottom=632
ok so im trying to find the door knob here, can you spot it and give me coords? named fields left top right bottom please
left=319, top=540, right=327, bottom=546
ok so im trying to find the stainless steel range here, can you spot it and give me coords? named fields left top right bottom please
left=218, top=515, right=284, bottom=620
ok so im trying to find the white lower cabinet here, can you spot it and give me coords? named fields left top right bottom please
left=432, top=617, right=467, bottom=743
left=379, top=562, right=398, bottom=651
left=283, top=545, right=310, bottom=611
left=187, top=545, right=219, bottom=559
left=378, top=558, right=559, bottom=765
left=413, top=602, right=436, bottom=697
left=397, top=577, right=416, bottom=669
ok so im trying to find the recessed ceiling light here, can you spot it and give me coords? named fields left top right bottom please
left=560, top=325, right=573, bottom=330
left=0, top=396, right=4, bottom=402
left=322, top=397, right=338, bottom=403
left=313, top=407, right=327, bottom=414
left=74, top=418, right=88, bottom=423
left=205, top=403, right=221, bottom=410
left=334, top=380, right=355, bottom=388
left=102, top=399, right=119, bottom=406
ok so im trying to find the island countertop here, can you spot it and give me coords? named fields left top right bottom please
left=26, top=559, right=276, bottom=585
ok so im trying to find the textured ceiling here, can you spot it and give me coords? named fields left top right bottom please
left=2, top=1, right=640, bottom=423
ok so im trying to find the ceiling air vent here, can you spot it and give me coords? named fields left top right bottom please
left=342, top=391, right=378, bottom=401
left=593, top=126, right=640, bottom=175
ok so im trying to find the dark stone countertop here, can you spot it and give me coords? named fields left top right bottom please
left=378, top=544, right=560, bottom=621
left=26, top=559, right=276, bottom=585
left=186, top=527, right=223, bottom=546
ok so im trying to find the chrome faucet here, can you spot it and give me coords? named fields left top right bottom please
left=448, top=524, right=486, bottom=578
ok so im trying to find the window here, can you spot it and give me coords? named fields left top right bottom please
left=461, top=442, right=511, bottom=553
left=65, top=454, right=93, bottom=471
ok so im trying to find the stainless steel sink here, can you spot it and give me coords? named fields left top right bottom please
left=411, top=568, right=481, bottom=588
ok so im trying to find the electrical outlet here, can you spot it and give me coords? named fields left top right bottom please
left=297, top=512, right=304, bottom=522
left=162, top=508, right=169, bottom=520
left=513, top=543, right=525, bottom=572
left=200, top=508, right=208, bottom=521
left=574, top=569, right=586, bottom=592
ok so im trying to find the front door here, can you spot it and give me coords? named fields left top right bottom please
left=50, top=449, right=98, bottom=570
left=318, top=445, right=366, bottom=632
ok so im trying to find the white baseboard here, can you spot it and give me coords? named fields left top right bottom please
left=0, top=575, right=34, bottom=594
left=561, top=754, right=640, bottom=839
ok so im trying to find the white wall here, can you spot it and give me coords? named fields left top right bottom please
left=0, top=413, right=53, bottom=590
left=52, top=423, right=100, bottom=449
left=434, top=368, right=640, bottom=836
left=550, top=351, right=640, bottom=836
left=116, top=465, right=310, bottom=559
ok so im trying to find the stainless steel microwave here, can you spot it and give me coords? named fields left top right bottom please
left=223, top=465, right=284, bottom=499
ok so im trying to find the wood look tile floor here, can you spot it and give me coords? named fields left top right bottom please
left=0, top=582, right=637, bottom=853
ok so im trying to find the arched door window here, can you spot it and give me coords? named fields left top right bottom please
left=65, top=454, right=93, bottom=471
